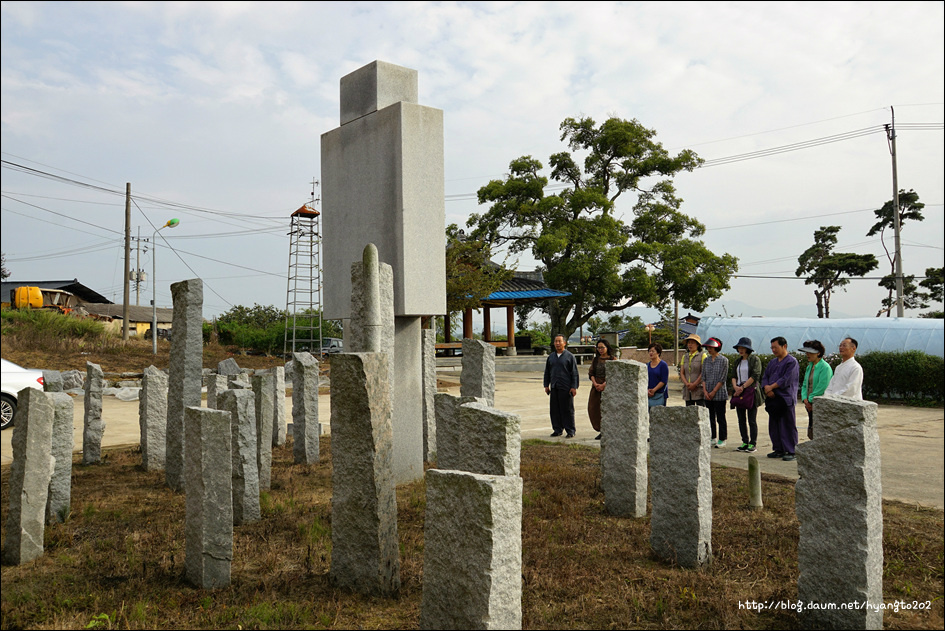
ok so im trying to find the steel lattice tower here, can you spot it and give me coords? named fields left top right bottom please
left=284, top=194, right=322, bottom=356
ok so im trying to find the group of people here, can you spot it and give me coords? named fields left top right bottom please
left=542, top=333, right=864, bottom=460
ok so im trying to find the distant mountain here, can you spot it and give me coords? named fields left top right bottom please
left=697, top=299, right=859, bottom=320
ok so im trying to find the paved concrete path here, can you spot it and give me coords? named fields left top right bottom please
left=4, top=367, right=942, bottom=509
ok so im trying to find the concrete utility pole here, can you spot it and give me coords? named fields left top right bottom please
left=122, top=183, right=131, bottom=340
left=886, top=107, right=904, bottom=317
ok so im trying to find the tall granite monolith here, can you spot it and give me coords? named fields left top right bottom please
left=600, top=360, right=649, bottom=518
left=166, top=279, right=203, bottom=492
left=421, top=328, right=437, bottom=462
left=433, top=393, right=483, bottom=467
left=3, top=388, right=55, bottom=565
left=252, top=373, right=274, bottom=491
left=291, top=352, right=320, bottom=464
left=184, top=405, right=232, bottom=589
left=42, top=370, right=63, bottom=393
left=796, top=395, right=883, bottom=630
left=218, top=389, right=260, bottom=526
left=82, top=361, right=105, bottom=465
left=46, top=392, right=74, bottom=524
left=649, top=405, right=712, bottom=568
left=420, top=469, right=523, bottom=630
left=206, top=374, right=228, bottom=410
left=329, top=352, right=400, bottom=596
left=460, top=338, right=496, bottom=407
left=139, top=365, right=168, bottom=471
left=271, top=366, right=287, bottom=447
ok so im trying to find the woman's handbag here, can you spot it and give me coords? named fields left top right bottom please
left=730, top=386, right=755, bottom=410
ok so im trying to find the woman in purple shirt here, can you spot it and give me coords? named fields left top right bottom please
left=761, top=336, right=800, bottom=461
left=646, top=343, right=669, bottom=408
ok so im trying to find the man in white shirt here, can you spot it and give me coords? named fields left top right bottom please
left=824, top=337, right=864, bottom=400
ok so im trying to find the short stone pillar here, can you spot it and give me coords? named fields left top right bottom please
left=452, top=402, right=520, bottom=476
left=166, top=278, right=204, bottom=493
left=218, top=389, right=260, bottom=526
left=139, top=365, right=168, bottom=471
left=271, top=366, right=287, bottom=447
left=796, top=395, right=883, bottom=630
left=329, top=352, right=400, bottom=596
left=433, top=393, right=483, bottom=467
left=82, top=361, right=105, bottom=465
left=252, top=373, right=274, bottom=491
left=600, top=360, right=649, bottom=518
left=46, top=392, right=74, bottom=524
left=206, top=374, right=228, bottom=410
left=460, top=338, right=496, bottom=407
left=421, top=328, right=437, bottom=462
left=649, top=406, right=712, bottom=568
left=291, top=352, right=320, bottom=464
left=42, top=370, right=63, bottom=393
left=217, top=357, right=241, bottom=376
left=3, top=388, right=55, bottom=565
left=420, top=469, right=523, bottom=630
left=184, top=406, right=233, bottom=589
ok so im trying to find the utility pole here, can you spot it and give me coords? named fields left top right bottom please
left=135, top=227, right=142, bottom=306
left=122, top=183, right=131, bottom=340
left=885, top=107, right=904, bottom=317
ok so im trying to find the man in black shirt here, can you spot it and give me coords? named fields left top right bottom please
left=544, top=334, right=580, bottom=438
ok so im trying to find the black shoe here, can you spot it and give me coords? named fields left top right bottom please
left=565, top=433, right=575, bottom=439
left=782, top=453, right=796, bottom=462
left=550, top=431, right=563, bottom=437
left=595, top=433, right=602, bottom=440
left=767, top=451, right=784, bottom=459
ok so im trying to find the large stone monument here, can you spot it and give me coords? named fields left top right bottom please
left=3, top=388, right=55, bottom=565
left=46, top=392, right=74, bottom=524
left=166, top=278, right=204, bottom=493
left=184, top=406, right=233, bottom=589
left=460, top=338, right=496, bottom=406
left=420, top=469, right=523, bottom=630
left=322, top=60, right=445, bottom=485
left=649, top=406, right=712, bottom=568
left=329, top=352, right=400, bottom=596
left=139, top=365, right=168, bottom=471
left=291, top=352, right=320, bottom=464
left=600, top=360, right=649, bottom=518
left=218, top=389, right=260, bottom=526
left=796, top=395, right=883, bottom=630
left=82, top=361, right=105, bottom=465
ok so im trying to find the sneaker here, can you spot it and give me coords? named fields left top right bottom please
left=782, top=453, right=796, bottom=462
left=736, top=443, right=749, bottom=452
left=745, top=444, right=757, bottom=453
left=550, top=431, right=563, bottom=437
left=767, top=450, right=784, bottom=459
left=714, top=440, right=726, bottom=448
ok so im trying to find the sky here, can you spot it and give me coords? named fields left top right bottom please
left=2, top=1, right=943, bottom=327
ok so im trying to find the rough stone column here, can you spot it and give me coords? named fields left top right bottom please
left=271, top=366, right=287, bottom=447
left=217, top=357, right=241, bottom=376
left=420, top=469, right=523, bottom=630
left=218, top=389, right=260, bottom=526
left=46, top=392, right=74, bottom=524
left=421, top=328, right=437, bottom=462
left=252, top=373, right=274, bottom=492
left=433, top=393, right=483, bottom=468
left=449, top=402, right=520, bottom=476
left=139, top=365, right=168, bottom=471
left=82, top=361, right=105, bottom=465
left=329, top=352, right=400, bottom=596
left=392, top=315, right=424, bottom=483
left=796, top=395, right=883, bottom=630
left=42, top=370, right=63, bottom=392
left=3, top=388, right=55, bottom=565
left=600, top=360, right=649, bottom=518
left=206, top=374, right=228, bottom=410
left=460, top=338, right=496, bottom=407
left=291, top=352, right=320, bottom=464
left=649, top=406, right=712, bottom=568
left=184, top=405, right=233, bottom=589
left=166, top=278, right=204, bottom=493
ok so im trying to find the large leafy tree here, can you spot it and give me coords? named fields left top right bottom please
left=445, top=224, right=512, bottom=314
left=468, top=116, right=738, bottom=339
left=868, top=189, right=925, bottom=317
left=796, top=226, right=878, bottom=318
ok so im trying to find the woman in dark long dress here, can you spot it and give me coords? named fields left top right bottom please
left=587, top=339, right=615, bottom=440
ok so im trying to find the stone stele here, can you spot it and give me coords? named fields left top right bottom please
left=649, top=405, right=712, bottom=568
left=166, top=278, right=204, bottom=493
left=82, top=361, right=105, bottom=465
left=252, top=373, right=274, bottom=492
left=796, top=395, right=883, bottom=630
left=600, top=359, right=649, bottom=518
left=421, top=328, right=437, bottom=462
left=139, top=365, right=168, bottom=472
left=46, top=392, right=74, bottom=524
left=460, top=338, right=496, bottom=407
left=218, top=389, right=260, bottom=526
left=291, top=352, right=320, bottom=464
left=271, top=365, right=287, bottom=447
left=420, top=469, right=523, bottom=630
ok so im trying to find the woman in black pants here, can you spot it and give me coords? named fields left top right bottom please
left=730, top=337, right=764, bottom=452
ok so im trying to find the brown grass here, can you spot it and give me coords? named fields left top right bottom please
left=1, top=441, right=942, bottom=630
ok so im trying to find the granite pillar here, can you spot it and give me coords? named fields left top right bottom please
left=460, top=338, right=496, bottom=407
left=166, top=278, right=204, bottom=493
left=600, top=360, right=649, bottom=518
left=139, top=365, right=168, bottom=471
left=218, top=389, right=260, bottom=526
left=82, top=361, right=105, bottom=465
left=291, top=352, right=320, bottom=464
left=46, top=392, right=74, bottom=524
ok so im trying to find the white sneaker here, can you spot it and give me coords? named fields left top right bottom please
left=714, top=440, right=726, bottom=448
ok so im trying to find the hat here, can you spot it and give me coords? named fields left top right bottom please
left=732, top=336, right=754, bottom=352
left=798, top=345, right=819, bottom=354
left=703, top=337, right=722, bottom=349
left=683, top=334, right=702, bottom=347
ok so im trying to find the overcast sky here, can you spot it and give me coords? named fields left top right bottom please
left=2, top=1, right=943, bottom=325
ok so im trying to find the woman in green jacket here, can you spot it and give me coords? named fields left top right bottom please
left=799, top=340, right=833, bottom=440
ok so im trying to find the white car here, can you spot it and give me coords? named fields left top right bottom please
left=1, top=359, right=45, bottom=430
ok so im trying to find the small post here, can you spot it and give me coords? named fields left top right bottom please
left=748, top=455, right=763, bottom=511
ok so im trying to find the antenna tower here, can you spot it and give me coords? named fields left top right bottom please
left=284, top=179, right=323, bottom=356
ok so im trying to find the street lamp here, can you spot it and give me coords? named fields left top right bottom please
left=152, top=218, right=180, bottom=354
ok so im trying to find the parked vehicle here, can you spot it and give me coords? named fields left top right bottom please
left=320, top=338, right=344, bottom=356
left=1, top=359, right=45, bottom=430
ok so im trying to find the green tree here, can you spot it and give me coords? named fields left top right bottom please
left=1, top=252, right=9, bottom=280
left=868, top=189, right=925, bottom=317
left=445, top=224, right=513, bottom=314
left=469, top=115, right=738, bottom=339
left=920, top=267, right=943, bottom=303
left=796, top=226, right=878, bottom=318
